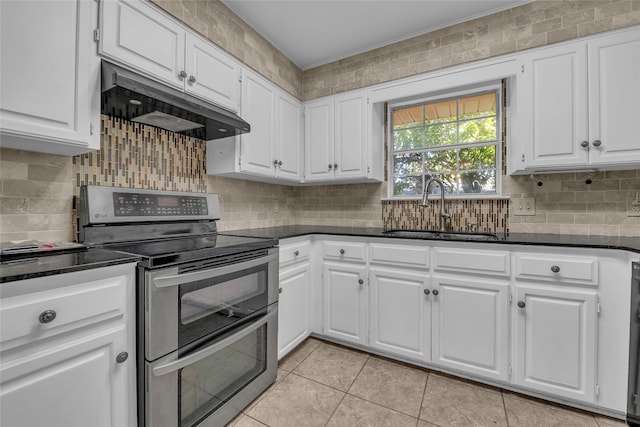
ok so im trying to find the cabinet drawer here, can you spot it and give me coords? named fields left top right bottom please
left=1, top=274, right=127, bottom=346
left=280, top=241, right=311, bottom=266
left=369, top=243, right=429, bottom=269
left=514, top=254, right=598, bottom=285
left=433, top=247, right=510, bottom=276
left=323, top=241, right=366, bottom=263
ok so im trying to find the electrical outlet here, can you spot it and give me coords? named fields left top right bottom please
left=513, top=198, right=536, bottom=216
left=628, top=193, right=640, bottom=217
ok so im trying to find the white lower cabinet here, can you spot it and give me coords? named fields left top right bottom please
left=513, top=283, right=598, bottom=403
left=431, top=274, right=509, bottom=381
left=323, top=262, right=367, bottom=345
left=278, top=263, right=311, bottom=359
left=369, top=267, right=430, bottom=361
left=0, top=326, right=129, bottom=427
left=0, top=264, right=137, bottom=427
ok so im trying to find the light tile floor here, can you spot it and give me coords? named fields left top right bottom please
left=227, top=338, right=628, bottom=427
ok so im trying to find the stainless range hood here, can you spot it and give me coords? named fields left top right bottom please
left=101, top=61, right=250, bottom=140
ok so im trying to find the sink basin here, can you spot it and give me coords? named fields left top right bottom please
left=384, top=230, right=499, bottom=241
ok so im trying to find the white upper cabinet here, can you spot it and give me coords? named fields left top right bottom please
left=513, top=27, right=640, bottom=173
left=587, top=31, right=640, bottom=165
left=239, top=70, right=277, bottom=176
left=0, top=0, right=100, bottom=155
left=304, top=90, right=378, bottom=183
left=207, top=68, right=302, bottom=183
left=100, top=0, right=240, bottom=112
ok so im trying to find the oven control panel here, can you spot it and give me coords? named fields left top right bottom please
left=80, top=185, right=220, bottom=224
left=113, top=192, right=208, bottom=216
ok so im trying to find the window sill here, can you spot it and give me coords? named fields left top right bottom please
left=381, top=195, right=510, bottom=201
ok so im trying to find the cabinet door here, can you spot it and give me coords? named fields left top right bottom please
left=276, top=92, right=303, bottom=182
left=278, top=263, right=311, bottom=359
left=369, top=267, right=429, bottom=362
left=334, top=92, right=368, bottom=180
left=100, top=0, right=185, bottom=90
left=323, top=263, right=367, bottom=345
left=239, top=70, right=276, bottom=177
left=431, top=275, right=509, bottom=381
left=185, top=33, right=240, bottom=112
left=514, top=284, right=597, bottom=402
left=0, top=0, right=99, bottom=155
left=523, top=43, right=589, bottom=168
left=304, top=99, right=334, bottom=182
left=0, top=326, right=131, bottom=427
left=588, top=31, right=640, bottom=165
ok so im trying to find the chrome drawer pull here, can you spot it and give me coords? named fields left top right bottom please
left=39, top=310, right=56, bottom=324
left=551, top=265, right=560, bottom=273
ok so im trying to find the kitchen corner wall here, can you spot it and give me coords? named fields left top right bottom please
left=1, top=1, right=639, bottom=242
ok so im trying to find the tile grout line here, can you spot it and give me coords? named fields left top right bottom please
left=322, top=353, right=371, bottom=427
left=502, top=391, right=511, bottom=427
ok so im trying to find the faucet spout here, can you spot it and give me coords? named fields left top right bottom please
left=421, top=177, right=451, bottom=232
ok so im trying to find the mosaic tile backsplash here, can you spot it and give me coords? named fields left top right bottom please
left=382, top=199, right=509, bottom=234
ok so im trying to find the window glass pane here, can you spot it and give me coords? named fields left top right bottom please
left=459, top=116, right=496, bottom=143
left=459, top=146, right=496, bottom=170
left=459, top=93, right=496, bottom=121
left=393, top=105, right=422, bottom=129
left=393, top=127, right=424, bottom=151
left=429, top=173, right=458, bottom=194
left=393, top=175, right=423, bottom=196
left=393, top=153, right=423, bottom=176
left=458, top=170, right=496, bottom=194
left=425, top=123, right=457, bottom=146
left=425, top=149, right=457, bottom=173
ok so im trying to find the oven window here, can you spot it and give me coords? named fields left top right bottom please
left=179, top=324, right=267, bottom=427
left=179, top=264, right=268, bottom=349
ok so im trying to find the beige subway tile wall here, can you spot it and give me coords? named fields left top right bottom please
left=0, top=148, right=75, bottom=242
left=302, top=0, right=640, bottom=100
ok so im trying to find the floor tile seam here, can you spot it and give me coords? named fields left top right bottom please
left=281, top=341, right=322, bottom=371
left=322, top=387, right=349, bottom=427
left=287, top=371, right=352, bottom=394
left=241, top=414, right=268, bottom=427
left=417, top=371, right=431, bottom=421
left=501, top=391, right=511, bottom=427
left=344, top=353, right=371, bottom=394
left=241, top=369, right=292, bottom=417
left=344, top=390, right=422, bottom=420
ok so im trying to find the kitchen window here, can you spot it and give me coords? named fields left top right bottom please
left=389, top=83, right=502, bottom=198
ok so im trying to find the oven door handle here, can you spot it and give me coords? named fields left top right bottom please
left=152, top=251, right=277, bottom=288
left=151, top=308, right=276, bottom=377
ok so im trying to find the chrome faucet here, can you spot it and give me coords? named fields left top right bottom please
left=421, top=177, right=451, bottom=232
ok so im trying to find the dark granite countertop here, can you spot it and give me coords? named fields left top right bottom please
left=0, top=248, right=140, bottom=283
left=223, top=225, right=640, bottom=254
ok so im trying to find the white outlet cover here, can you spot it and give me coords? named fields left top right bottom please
left=628, top=194, right=640, bottom=217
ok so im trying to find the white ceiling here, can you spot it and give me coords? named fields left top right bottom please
left=222, top=0, right=533, bottom=70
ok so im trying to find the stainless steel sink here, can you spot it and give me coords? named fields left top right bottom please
left=383, top=230, right=500, bottom=241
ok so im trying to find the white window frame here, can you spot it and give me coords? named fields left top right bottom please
left=386, top=82, right=503, bottom=200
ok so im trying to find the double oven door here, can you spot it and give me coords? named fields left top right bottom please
left=142, top=248, right=278, bottom=427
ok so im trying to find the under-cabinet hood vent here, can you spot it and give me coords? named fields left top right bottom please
left=100, top=61, right=250, bottom=140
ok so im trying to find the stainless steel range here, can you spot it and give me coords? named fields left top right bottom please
left=79, top=185, right=278, bottom=427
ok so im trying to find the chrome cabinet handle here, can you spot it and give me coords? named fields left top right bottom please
left=179, top=70, right=187, bottom=78
left=188, top=75, right=196, bottom=83
left=39, top=310, right=57, bottom=324
left=278, top=160, right=282, bottom=166
left=580, top=140, right=589, bottom=148
left=423, top=289, right=431, bottom=296
left=293, top=250, right=299, bottom=256
left=116, top=352, right=129, bottom=364
left=334, top=163, right=338, bottom=169
left=551, top=265, right=560, bottom=273
left=517, top=301, right=526, bottom=308
left=432, top=289, right=439, bottom=296
left=279, top=287, right=282, bottom=294
left=328, top=164, right=333, bottom=170
left=358, top=279, right=364, bottom=285
left=339, top=249, right=345, bottom=255
left=273, top=159, right=279, bottom=165
left=592, top=139, right=602, bottom=147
